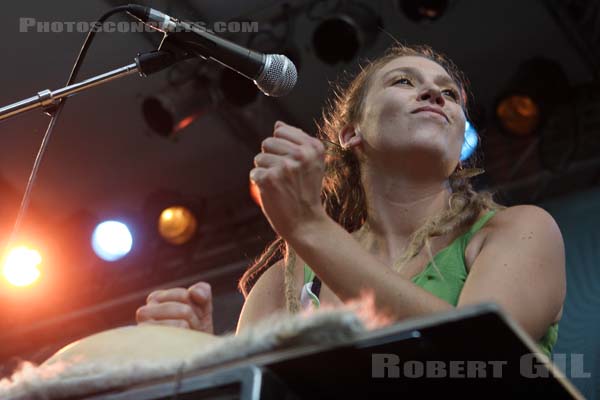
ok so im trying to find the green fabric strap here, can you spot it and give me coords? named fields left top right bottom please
left=303, top=263, right=320, bottom=307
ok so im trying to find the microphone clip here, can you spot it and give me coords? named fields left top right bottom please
left=135, top=35, right=197, bottom=77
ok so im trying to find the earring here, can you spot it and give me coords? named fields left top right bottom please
left=451, top=163, right=485, bottom=179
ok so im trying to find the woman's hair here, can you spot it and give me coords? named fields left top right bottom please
left=238, top=43, right=504, bottom=312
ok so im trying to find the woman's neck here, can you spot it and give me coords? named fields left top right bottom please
left=352, top=164, right=452, bottom=266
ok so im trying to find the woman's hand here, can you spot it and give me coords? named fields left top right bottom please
left=135, top=282, right=214, bottom=334
left=250, top=121, right=329, bottom=240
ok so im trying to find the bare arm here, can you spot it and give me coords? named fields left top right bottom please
left=457, top=205, right=566, bottom=340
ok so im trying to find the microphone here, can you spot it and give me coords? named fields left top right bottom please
left=126, top=4, right=298, bottom=97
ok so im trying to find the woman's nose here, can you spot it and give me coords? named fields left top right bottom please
left=418, top=86, right=445, bottom=107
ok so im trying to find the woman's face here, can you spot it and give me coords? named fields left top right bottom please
left=356, top=56, right=467, bottom=177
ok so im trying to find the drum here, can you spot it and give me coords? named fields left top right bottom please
left=0, top=308, right=366, bottom=399
left=42, top=324, right=220, bottom=367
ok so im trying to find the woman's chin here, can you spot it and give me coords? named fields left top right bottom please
left=379, top=140, right=454, bottom=162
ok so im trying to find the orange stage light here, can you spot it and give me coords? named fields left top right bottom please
left=2, top=246, right=42, bottom=287
left=496, top=95, right=541, bottom=136
left=158, top=206, right=198, bottom=245
left=249, top=179, right=262, bottom=208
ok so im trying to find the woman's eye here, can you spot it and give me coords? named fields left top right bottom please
left=393, top=77, right=412, bottom=86
left=443, top=89, right=459, bottom=100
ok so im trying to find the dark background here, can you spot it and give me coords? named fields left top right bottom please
left=0, top=1, right=598, bottom=398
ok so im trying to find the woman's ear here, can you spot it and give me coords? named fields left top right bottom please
left=339, top=125, right=362, bottom=149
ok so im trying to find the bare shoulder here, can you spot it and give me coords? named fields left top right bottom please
left=236, top=255, right=306, bottom=334
left=465, top=205, right=563, bottom=271
left=485, top=205, right=565, bottom=260
left=488, top=205, right=561, bottom=230
left=236, top=260, right=284, bottom=334
left=254, top=259, right=286, bottom=289
left=459, top=205, right=566, bottom=338
left=249, top=255, right=306, bottom=294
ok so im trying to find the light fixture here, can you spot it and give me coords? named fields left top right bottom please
left=158, top=206, right=198, bottom=245
left=2, top=245, right=42, bottom=287
left=496, top=95, right=541, bottom=136
left=249, top=179, right=262, bottom=208
left=460, top=120, right=479, bottom=161
left=399, top=0, right=449, bottom=22
left=495, top=58, right=569, bottom=137
left=312, top=3, right=381, bottom=65
left=142, top=77, right=215, bottom=137
left=537, top=81, right=600, bottom=172
left=91, top=220, right=133, bottom=262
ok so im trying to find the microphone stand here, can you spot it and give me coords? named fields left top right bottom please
left=0, top=49, right=184, bottom=122
left=0, top=39, right=193, bottom=257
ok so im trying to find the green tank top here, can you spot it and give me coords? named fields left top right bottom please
left=302, top=210, right=559, bottom=357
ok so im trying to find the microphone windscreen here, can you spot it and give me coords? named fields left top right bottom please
left=256, top=54, right=298, bottom=97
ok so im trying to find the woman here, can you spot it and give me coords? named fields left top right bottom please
left=136, top=44, right=566, bottom=356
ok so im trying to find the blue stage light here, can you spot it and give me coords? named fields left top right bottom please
left=460, top=121, right=479, bottom=161
left=91, top=220, right=133, bottom=262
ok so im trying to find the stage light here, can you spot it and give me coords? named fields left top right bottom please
left=158, top=206, right=197, bottom=245
left=2, top=246, right=42, bottom=287
left=312, top=3, right=381, bottom=65
left=460, top=120, right=479, bottom=161
left=496, top=95, right=541, bottom=136
left=249, top=179, right=262, bottom=208
left=399, top=0, right=449, bottom=22
left=142, top=78, right=215, bottom=137
left=495, top=58, right=569, bottom=137
left=92, top=220, right=133, bottom=262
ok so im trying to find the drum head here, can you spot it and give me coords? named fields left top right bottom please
left=42, top=325, right=220, bottom=367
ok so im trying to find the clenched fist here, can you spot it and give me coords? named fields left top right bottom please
left=136, top=281, right=214, bottom=334
left=250, top=120, right=329, bottom=240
